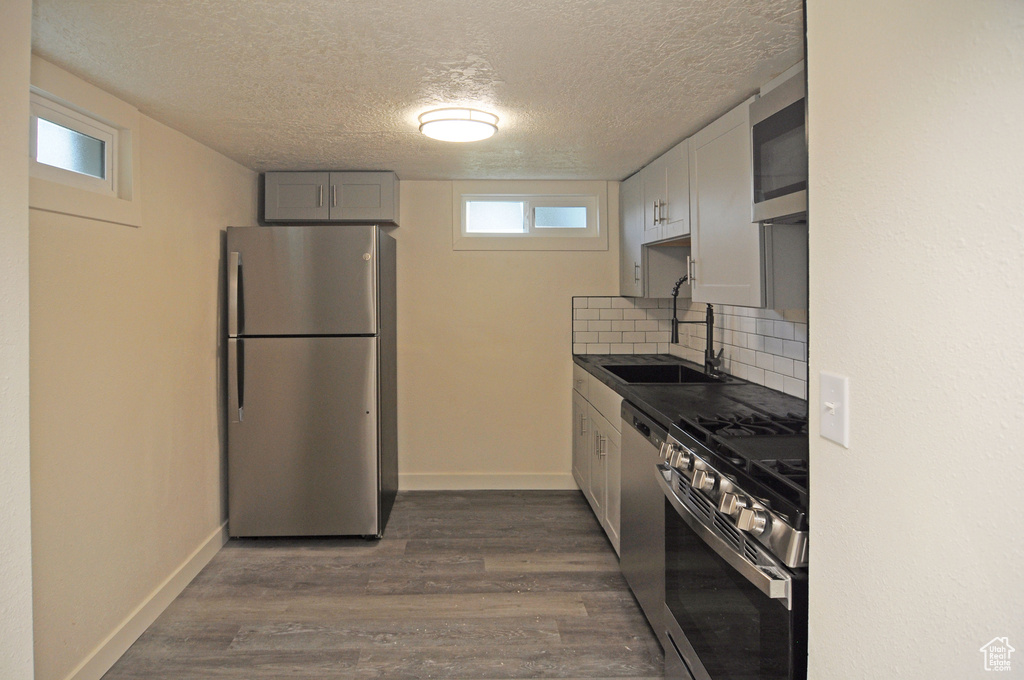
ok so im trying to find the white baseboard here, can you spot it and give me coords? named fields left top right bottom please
left=399, top=472, right=579, bottom=491
left=63, top=521, right=229, bottom=680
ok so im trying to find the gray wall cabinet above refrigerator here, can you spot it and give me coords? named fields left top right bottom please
left=264, top=171, right=400, bottom=225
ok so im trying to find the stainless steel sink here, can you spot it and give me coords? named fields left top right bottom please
left=600, top=363, right=727, bottom=384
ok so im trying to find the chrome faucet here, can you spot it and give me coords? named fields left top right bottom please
left=671, top=277, right=723, bottom=376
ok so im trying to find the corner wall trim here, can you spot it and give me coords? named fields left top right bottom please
left=399, top=472, right=578, bottom=491
left=62, top=522, right=229, bottom=680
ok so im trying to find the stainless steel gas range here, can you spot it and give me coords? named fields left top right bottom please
left=657, top=407, right=809, bottom=680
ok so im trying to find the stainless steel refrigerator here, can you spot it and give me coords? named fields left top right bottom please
left=226, top=225, right=397, bottom=538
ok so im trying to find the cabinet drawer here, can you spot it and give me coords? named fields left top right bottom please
left=572, top=364, right=590, bottom=399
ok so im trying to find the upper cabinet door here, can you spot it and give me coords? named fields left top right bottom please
left=689, top=97, right=762, bottom=307
left=642, top=155, right=667, bottom=244
left=619, top=173, right=645, bottom=297
left=264, top=172, right=330, bottom=221
left=661, top=139, right=690, bottom=240
left=329, top=172, right=398, bottom=223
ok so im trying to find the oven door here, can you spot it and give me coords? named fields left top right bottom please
left=658, top=467, right=807, bottom=680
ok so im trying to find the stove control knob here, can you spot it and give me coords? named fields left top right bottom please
left=737, top=508, right=771, bottom=536
left=692, top=468, right=717, bottom=492
left=718, top=492, right=750, bottom=517
left=668, top=445, right=691, bottom=470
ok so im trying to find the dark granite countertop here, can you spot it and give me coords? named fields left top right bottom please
left=573, top=354, right=807, bottom=429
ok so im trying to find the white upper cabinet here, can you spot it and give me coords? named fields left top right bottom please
left=641, top=139, right=690, bottom=244
left=619, top=173, right=645, bottom=297
left=264, top=171, right=400, bottom=224
left=688, top=97, right=762, bottom=307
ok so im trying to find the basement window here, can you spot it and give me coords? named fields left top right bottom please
left=453, top=180, right=608, bottom=251
left=30, top=92, right=118, bottom=197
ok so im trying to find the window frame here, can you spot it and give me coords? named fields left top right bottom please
left=30, top=91, right=118, bottom=198
left=452, top=180, right=608, bottom=251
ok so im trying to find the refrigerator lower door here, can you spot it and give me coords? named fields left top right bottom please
left=228, top=336, right=379, bottom=537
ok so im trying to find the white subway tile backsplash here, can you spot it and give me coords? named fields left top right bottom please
left=571, top=296, right=808, bottom=401
left=783, top=340, right=806, bottom=361
left=773, top=321, right=795, bottom=341
left=783, top=375, right=806, bottom=399
left=794, top=360, right=808, bottom=381
left=773, top=355, right=795, bottom=377
left=635, top=320, right=659, bottom=332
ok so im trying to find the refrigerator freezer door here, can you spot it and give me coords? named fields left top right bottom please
left=228, top=336, right=379, bottom=537
left=227, top=225, right=378, bottom=337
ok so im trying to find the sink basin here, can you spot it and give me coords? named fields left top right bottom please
left=601, top=363, right=726, bottom=384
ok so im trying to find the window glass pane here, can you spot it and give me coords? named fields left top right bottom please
left=36, top=117, right=105, bottom=179
left=534, top=206, right=587, bottom=229
left=465, top=201, right=525, bottom=233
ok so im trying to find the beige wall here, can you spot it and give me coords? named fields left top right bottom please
left=29, top=64, right=256, bottom=680
left=394, top=181, right=619, bottom=489
left=807, top=1, right=1024, bottom=677
left=0, top=1, right=35, bottom=679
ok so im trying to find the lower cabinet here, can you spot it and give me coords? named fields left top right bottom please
left=572, top=370, right=621, bottom=555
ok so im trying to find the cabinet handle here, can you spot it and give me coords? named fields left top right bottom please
left=331, top=184, right=337, bottom=208
left=660, top=200, right=667, bottom=224
left=318, top=184, right=324, bottom=207
left=634, top=262, right=640, bottom=283
left=580, top=414, right=587, bottom=436
left=689, top=257, right=697, bottom=282
left=653, top=201, right=659, bottom=225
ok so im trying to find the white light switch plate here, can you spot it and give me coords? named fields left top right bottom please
left=819, top=371, right=850, bottom=448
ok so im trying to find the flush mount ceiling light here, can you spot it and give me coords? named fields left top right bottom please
left=418, top=107, right=498, bottom=142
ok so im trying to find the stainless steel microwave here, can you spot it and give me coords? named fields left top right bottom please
left=750, top=68, right=807, bottom=222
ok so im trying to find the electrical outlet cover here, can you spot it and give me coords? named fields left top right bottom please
left=819, top=371, right=850, bottom=448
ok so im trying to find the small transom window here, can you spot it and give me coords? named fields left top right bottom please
left=30, top=92, right=117, bottom=197
left=454, top=181, right=607, bottom=251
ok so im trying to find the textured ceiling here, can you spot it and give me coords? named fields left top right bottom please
left=31, top=0, right=803, bottom=180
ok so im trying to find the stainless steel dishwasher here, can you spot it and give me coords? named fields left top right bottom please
left=620, top=400, right=668, bottom=650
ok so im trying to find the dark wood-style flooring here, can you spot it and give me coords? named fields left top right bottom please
left=103, top=490, right=664, bottom=679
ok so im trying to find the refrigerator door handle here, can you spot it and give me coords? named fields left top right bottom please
left=228, top=338, right=244, bottom=422
left=228, top=251, right=242, bottom=337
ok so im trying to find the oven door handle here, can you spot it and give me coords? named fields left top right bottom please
left=657, top=465, right=793, bottom=609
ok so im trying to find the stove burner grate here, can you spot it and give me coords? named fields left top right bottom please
left=697, top=412, right=807, bottom=437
